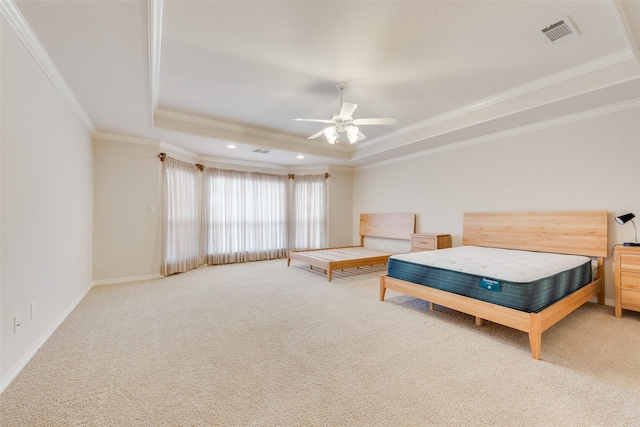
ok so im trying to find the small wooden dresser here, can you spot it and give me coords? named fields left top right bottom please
left=410, top=233, right=452, bottom=253
left=614, top=245, right=640, bottom=317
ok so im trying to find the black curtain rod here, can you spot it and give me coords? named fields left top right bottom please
left=159, top=153, right=329, bottom=179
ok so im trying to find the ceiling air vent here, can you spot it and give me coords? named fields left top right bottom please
left=253, top=147, right=271, bottom=154
left=541, top=17, right=579, bottom=45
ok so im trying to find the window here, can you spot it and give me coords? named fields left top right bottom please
left=291, top=174, right=327, bottom=250
left=202, top=169, right=288, bottom=264
left=161, top=158, right=199, bottom=275
left=160, top=156, right=329, bottom=272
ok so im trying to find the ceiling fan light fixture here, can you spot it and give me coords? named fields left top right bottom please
left=292, top=82, right=396, bottom=145
left=346, top=125, right=359, bottom=143
left=324, top=126, right=338, bottom=144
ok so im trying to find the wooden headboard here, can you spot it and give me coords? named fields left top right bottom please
left=463, top=211, right=608, bottom=258
left=359, top=213, right=415, bottom=245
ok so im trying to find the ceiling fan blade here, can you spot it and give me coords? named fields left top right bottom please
left=291, top=118, right=334, bottom=124
left=339, top=101, right=357, bottom=118
left=352, top=117, right=397, bottom=125
left=308, top=128, right=328, bottom=140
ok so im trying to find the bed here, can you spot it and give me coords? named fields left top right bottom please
left=288, top=213, right=415, bottom=282
left=380, top=211, right=608, bottom=360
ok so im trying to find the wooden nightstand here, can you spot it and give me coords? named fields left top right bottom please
left=410, top=233, right=452, bottom=253
left=614, top=245, right=640, bottom=318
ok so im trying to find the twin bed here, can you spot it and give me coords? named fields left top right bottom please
left=381, top=211, right=608, bottom=360
left=287, top=213, right=415, bottom=282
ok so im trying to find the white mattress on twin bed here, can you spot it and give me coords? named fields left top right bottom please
left=389, top=246, right=591, bottom=283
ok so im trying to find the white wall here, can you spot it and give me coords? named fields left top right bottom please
left=1, top=18, right=93, bottom=389
left=92, top=145, right=355, bottom=280
left=93, top=138, right=161, bottom=283
left=353, top=105, right=640, bottom=304
left=327, top=167, right=353, bottom=247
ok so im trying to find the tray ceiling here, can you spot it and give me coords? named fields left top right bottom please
left=9, top=0, right=640, bottom=168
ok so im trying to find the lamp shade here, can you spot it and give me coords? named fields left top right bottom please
left=323, top=127, right=338, bottom=144
left=346, top=125, right=359, bottom=144
left=616, top=213, right=635, bottom=225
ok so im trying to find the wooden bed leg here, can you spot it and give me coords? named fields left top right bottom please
left=380, top=276, right=387, bottom=301
left=475, top=317, right=484, bottom=326
left=287, top=257, right=291, bottom=266
left=597, top=257, right=605, bottom=305
left=428, top=302, right=435, bottom=310
left=328, top=270, right=332, bottom=282
left=529, top=314, right=542, bottom=360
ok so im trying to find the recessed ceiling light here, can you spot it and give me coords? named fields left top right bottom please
left=297, top=155, right=304, bottom=159
left=227, top=144, right=236, bottom=149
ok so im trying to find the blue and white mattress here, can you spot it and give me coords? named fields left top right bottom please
left=387, top=246, right=592, bottom=313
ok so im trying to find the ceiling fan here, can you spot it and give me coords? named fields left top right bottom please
left=291, top=82, right=396, bottom=144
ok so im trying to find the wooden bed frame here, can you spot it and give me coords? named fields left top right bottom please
left=380, top=211, right=608, bottom=360
left=288, top=213, right=415, bottom=282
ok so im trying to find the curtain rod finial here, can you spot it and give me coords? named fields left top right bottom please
left=159, top=153, right=167, bottom=161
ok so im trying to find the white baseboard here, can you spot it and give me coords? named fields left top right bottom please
left=1, top=274, right=162, bottom=394
left=92, top=274, right=162, bottom=286
left=0, top=281, right=94, bottom=394
left=589, top=296, right=615, bottom=308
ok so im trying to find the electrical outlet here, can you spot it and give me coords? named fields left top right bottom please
left=14, top=315, right=21, bottom=334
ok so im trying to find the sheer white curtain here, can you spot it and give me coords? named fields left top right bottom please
left=202, top=168, right=288, bottom=265
left=291, top=174, right=327, bottom=250
left=161, top=157, right=199, bottom=275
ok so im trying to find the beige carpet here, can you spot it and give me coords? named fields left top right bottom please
left=1, top=259, right=639, bottom=426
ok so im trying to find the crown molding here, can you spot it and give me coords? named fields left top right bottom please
left=197, top=159, right=351, bottom=174
left=610, top=0, right=640, bottom=68
left=358, top=48, right=636, bottom=150
left=198, top=155, right=292, bottom=171
left=154, top=108, right=351, bottom=151
left=159, top=141, right=201, bottom=159
left=356, top=96, right=640, bottom=171
left=326, top=164, right=354, bottom=173
left=154, top=109, right=354, bottom=163
left=94, top=132, right=161, bottom=147
left=163, top=147, right=352, bottom=173
left=0, top=0, right=96, bottom=135
left=288, top=165, right=330, bottom=174
left=100, top=135, right=343, bottom=172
